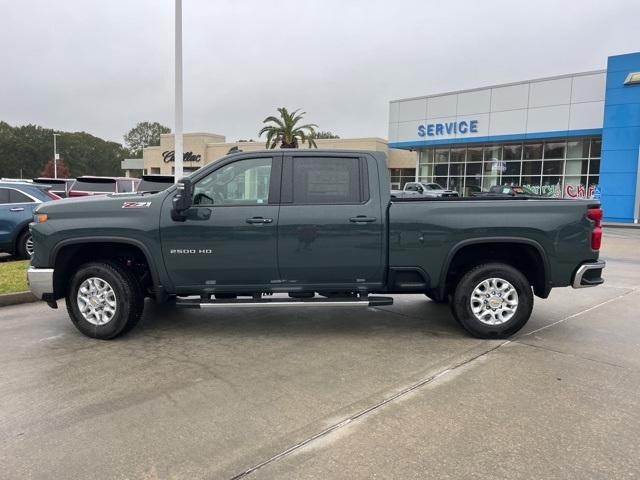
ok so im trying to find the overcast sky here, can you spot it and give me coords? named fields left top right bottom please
left=1, top=0, right=639, bottom=144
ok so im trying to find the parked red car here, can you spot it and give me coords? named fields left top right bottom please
left=68, top=176, right=140, bottom=197
left=32, top=178, right=75, bottom=198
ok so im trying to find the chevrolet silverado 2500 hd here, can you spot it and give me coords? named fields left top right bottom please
left=27, top=150, right=605, bottom=339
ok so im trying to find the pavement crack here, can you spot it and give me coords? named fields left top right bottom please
left=514, top=339, right=629, bottom=370
left=519, top=288, right=637, bottom=338
left=226, top=341, right=507, bottom=480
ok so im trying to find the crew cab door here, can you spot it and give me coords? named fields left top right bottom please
left=160, top=153, right=282, bottom=290
left=276, top=154, right=385, bottom=288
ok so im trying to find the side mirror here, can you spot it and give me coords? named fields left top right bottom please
left=171, top=177, right=193, bottom=221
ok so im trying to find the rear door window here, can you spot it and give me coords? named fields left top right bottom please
left=9, top=189, right=35, bottom=203
left=0, top=188, right=9, bottom=203
left=291, top=157, right=362, bottom=205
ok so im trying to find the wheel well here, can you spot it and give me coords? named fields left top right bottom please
left=443, top=242, right=548, bottom=298
left=52, top=242, right=153, bottom=299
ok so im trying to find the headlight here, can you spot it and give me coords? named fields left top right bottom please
left=34, top=214, right=48, bottom=223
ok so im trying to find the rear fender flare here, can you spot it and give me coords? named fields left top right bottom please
left=438, top=237, right=551, bottom=298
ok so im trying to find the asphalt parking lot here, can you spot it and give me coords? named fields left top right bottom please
left=1, top=227, right=639, bottom=480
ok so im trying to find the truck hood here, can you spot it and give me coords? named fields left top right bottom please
left=34, top=191, right=169, bottom=214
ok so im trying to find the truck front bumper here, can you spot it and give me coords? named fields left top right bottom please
left=27, top=267, right=54, bottom=299
left=572, top=260, right=606, bottom=289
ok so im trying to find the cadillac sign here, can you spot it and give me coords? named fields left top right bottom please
left=162, top=150, right=202, bottom=163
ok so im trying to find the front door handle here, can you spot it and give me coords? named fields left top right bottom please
left=10, top=207, right=25, bottom=212
left=349, top=215, right=377, bottom=223
left=246, top=217, right=273, bottom=224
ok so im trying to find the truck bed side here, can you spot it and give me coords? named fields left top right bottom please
left=388, top=198, right=599, bottom=294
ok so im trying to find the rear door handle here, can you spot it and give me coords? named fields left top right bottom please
left=349, top=216, right=376, bottom=223
left=10, top=207, right=25, bottom=212
left=246, top=217, right=273, bottom=224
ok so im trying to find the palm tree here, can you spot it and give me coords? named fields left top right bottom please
left=259, top=107, right=318, bottom=149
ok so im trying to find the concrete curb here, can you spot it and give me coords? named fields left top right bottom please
left=604, top=223, right=640, bottom=229
left=0, top=291, right=38, bottom=308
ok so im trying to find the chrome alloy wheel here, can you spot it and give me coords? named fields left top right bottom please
left=77, top=277, right=117, bottom=325
left=470, top=277, right=519, bottom=325
left=25, top=235, right=34, bottom=256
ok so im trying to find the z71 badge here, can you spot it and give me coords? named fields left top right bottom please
left=122, top=201, right=152, bottom=209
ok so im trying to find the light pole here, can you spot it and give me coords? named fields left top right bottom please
left=53, top=133, right=61, bottom=178
left=174, top=0, right=183, bottom=182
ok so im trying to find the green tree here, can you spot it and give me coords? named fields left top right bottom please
left=310, top=130, right=340, bottom=139
left=0, top=121, right=128, bottom=178
left=123, top=121, right=171, bottom=157
left=259, top=108, right=318, bottom=149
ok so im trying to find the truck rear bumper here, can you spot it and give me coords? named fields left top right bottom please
left=27, top=267, right=54, bottom=299
left=572, top=260, right=606, bottom=289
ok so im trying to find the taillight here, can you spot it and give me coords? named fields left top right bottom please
left=587, top=207, right=603, bottom=250
left=46, top=191, right=62, bottom=200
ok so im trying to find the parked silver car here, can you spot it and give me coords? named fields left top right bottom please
left=391, top=181, right=459, bottom=198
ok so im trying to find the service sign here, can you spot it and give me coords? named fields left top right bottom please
left=418, top=119, right=479, bottom=137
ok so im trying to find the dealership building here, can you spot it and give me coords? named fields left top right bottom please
left=133, top=133, right=416, bottom=179
left=388, top=51, right=640, bottom=223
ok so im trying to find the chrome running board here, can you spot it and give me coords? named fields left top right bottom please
left=176, top=296, right=393, bottom=309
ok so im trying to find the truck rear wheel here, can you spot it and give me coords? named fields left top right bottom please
left=65, top=261, right=144, bottom=339
left=451, top=263, right=533, bottom=338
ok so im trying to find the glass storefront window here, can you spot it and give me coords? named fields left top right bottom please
left=418, top=163, right=434, bottom=178
left=542, top=160, right=563, bottom=175
left=504, top=161, right=521, bottom=176
left=389, top=168, right=416, bottom=189
left=434, top=176, right=448, bottom=187
left=419, top=149, right=433, bottom=164
left=465, top=162, right=482, bottom=175
left=450, top=148, right=466, bottom=162
left=567, top=140, right=589, bottom=159
left=448, top=177, right=463, bottom=191
left=521, top=176, right=541, bottom=190
left=565, top=159, right=588, bottom=176
left=467, top=147, right=483, bottom=162
left=523, top=143, right=543, bottom=160
left=414, top=136, right=601, bottom=198
left=449, top=163, right=464, bottom=176
left=484, top=145, right=502, bottom=161
left=501, top=176, right=520, bottom=186
left=544, top=142, right=566, bottom=159
left=435, top=149, right=449, bottom=163
left=521, top=161, right=542, bottom=176
left=503, top=144, right=522, bottom=160
left=541, top=176, right=563, bottom=197
left=434, top=164, right=448, bottom=176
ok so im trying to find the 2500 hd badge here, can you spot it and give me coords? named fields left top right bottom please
left=170, top=248, right=213, bottom=254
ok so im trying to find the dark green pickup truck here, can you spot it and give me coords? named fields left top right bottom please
left=27, top=150, right=605, bottom=340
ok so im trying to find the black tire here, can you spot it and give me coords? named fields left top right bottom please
left=16, top=229, right=33, bottom=259
left=450, top=263, right=533, bottom=339
left=65, top=261, right=145, bottom=339
left=425, top=291, right=448, bottom=304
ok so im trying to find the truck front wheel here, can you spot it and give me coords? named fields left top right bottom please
left=451, top=263, right=533, bottom=338
left=65, top=261, right=145, bottom=339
